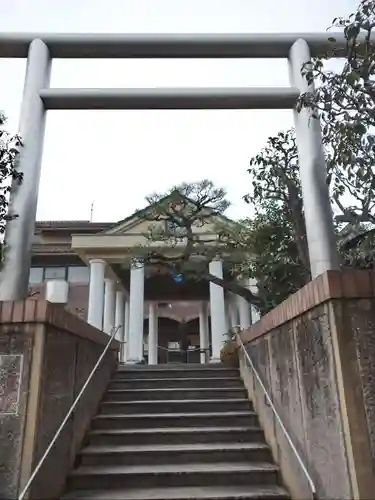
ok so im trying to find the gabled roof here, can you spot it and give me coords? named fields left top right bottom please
left=35, top=220, right=113, bottom=234
left=100, top=192, right=176, bottom=234
left=101, top=190, right=234, bottom=235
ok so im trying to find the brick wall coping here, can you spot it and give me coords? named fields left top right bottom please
left=241, top=269, right=375, bottom=344
left=0, top=299, right=120, bottom=350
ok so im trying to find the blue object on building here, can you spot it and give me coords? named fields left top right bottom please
left=172, top=273, right=184, bottom=284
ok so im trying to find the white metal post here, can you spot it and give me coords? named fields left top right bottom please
left=289, top=38, right=340, bottom=278
left=0, top=39, right=51, bottom=300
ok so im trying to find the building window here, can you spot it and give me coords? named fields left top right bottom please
left=29, top=265, right=90, bottom=283
left=44, top=267, right=66, bottom=281
left=29, top=267, right=43, bottom=284
left=68, top=266, right=89, bottom=283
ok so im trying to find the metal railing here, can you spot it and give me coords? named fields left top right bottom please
left=154, top=345, right=211, bottom=364
left=18, top=325, right=120, bottom=500
left=237, top=335, right=317, bottom=500
left=187, top=345, right=210, bottom=363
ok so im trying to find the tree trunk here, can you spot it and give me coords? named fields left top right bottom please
left=287, top=185, right=311, bottom=275
left=205, top=273, right=260, bottom=306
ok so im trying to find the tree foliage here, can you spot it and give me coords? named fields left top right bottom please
left=0, top=112, right=22, bottom=259
left=233, top=0, right=375, bottom=311
left=244, top=130, right=310, bottom=276
left=298, top=0, right=375, bottom=227
left=299, top=0, right=375, bottom=256
left=136, top=1, right=375, bottom=315
left=137, top=180, right=260, bottom=304
left=238, top=123, right=375, bottom=311
left=219, top=206, right=307, bottom=315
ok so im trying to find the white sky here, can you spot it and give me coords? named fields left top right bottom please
left=1, top=0, right=356, bottom=222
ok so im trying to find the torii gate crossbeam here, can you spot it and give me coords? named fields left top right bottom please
left=0, top=32, right=350, bottom=58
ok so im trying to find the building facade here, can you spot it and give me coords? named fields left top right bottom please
left=29, top=198, right=255, bottom=364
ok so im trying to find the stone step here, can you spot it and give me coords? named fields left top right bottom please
left=109, top=377, right=244, bottom=390
left=60, top=364, right=290, bottom=500
left=117, top=363, right=230, bottom=371
left=67, top=462, right=281, bottom=490
left=91, top=411, right=258, bottom=430
left=79, top=442, right=271, bottom=466
left=61, top=485, right=289, bottom=500
left=99, top=399, right=251, bottom=414
left=113, top=367, right=239, bottom=380
left=104, top=387, right=247, bottom=401
left=88, top=425, right=265, bottom=446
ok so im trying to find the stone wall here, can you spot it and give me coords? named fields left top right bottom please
left=239, top=270, right=375, bottom=500
left=0, top=300, right=119, bottom=500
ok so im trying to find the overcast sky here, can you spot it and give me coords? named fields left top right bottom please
left=1, top=0, right=356, bottom=222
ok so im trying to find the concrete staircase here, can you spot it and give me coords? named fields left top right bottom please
left=61, top=364, right=289, bottom=500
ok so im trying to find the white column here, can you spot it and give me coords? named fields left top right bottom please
left=115, top=288, right=125, bottom=343
left=103, top=278, right=116, bottom=334
left=120, top=299, right=129, bottom=363
left=127, top=261, right=145, bottom=363
left=199, top=301, right=209, bottom=364
left=229, top=294, right=239, bottom=327
left=209, top=259, right=227, bottom=363
left=249, top=278, right=261, bottom=324
left=289, top=38, right=339, bottom=278
left=87, top=259, right=106, bottom=330
left=225, top=299, right=231, bottom=332
left=237, top=295, right=251, bottom=330
left=236, top=280, right=251, bottom=329
left=0, top=40, right=51, bottom=300
left=148, top=302, right=158, bottom=365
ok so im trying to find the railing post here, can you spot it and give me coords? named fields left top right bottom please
left=0, top=39, right=51, bottom=300
left=288, top=38, right=340, bottom=278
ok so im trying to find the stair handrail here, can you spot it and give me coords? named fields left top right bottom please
left=18, top=325, right=121, bottom=500
left=237, top=334, right=317, bottom=500
left=156, top=344, right=170, bottom=351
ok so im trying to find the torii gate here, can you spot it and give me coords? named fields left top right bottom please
left=0, top=32, right=344, bottom=300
